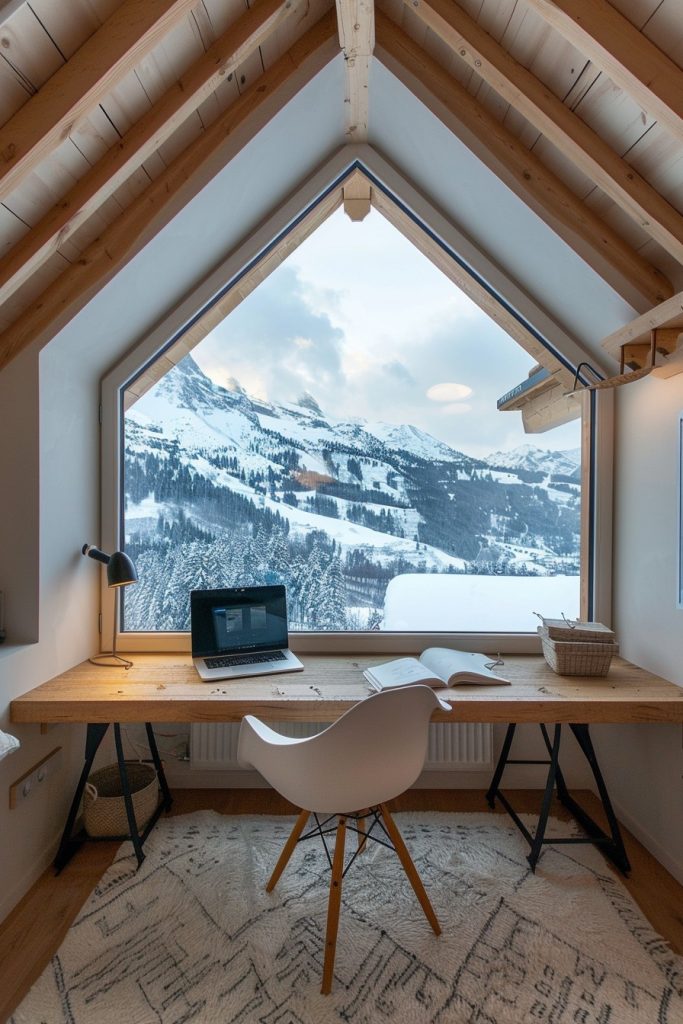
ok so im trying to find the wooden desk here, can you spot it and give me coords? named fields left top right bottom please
left=11, top=653, right=683, bottom=877
left=10, top=653, right=683, bottom=725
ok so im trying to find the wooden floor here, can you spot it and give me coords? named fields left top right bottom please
left=1, top=789, right=682, bottom=1022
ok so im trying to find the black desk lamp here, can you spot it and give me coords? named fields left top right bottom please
left=82, top=543, right=138, bottom=669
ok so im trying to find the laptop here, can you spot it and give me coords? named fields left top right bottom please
left=191, top=584, right=303, bottom=682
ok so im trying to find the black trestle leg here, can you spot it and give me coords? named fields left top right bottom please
left=145, top=722, right=173, bottom=811
left=114, top=723, right=145, bottom=867
left=566, top=724, right=631, bottom=875
left=539, top=723, right=571, bottom=806
left=527, top=724, right=561, bottom=871
left=54, top=723, right=109, bottom=873
left=486, top=721, right=630, bottom=875
left=486, top=724, right=516, bottom=808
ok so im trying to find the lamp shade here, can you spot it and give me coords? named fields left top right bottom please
left=106, top=550, right=138, bottom=588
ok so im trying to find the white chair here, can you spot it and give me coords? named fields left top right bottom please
left=237, top=684, right=452, bottom=993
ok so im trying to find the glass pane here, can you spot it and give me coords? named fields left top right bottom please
left=122, top=209, right=581, bottom=632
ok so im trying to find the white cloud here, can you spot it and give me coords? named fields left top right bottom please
left=426, top=382, right=473, bottom=403
left=193, top=205, right=581, bottom=459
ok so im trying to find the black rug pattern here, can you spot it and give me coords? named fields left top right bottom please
left=11, top=812, right=683, bottom=1023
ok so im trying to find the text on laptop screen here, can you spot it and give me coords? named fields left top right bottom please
left=191, top=585, right=288, bottom=657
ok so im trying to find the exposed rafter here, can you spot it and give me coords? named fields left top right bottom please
left=524, top=0, right=683, bottom=146
left=0, top=11, right=339, bottom=373
left=374, top=12, right=672, bottom=312
left=336, top=0, right=375, bottom=140
left=0, top=0, right=203, bottom=203
left=0, top=0, right=298, bottom=309
left=404, top=0, right=683, bottom=265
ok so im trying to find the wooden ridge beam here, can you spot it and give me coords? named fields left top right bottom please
left=0, top=0, right=298, bottom=309
left=374, top=12, right=672, bottom=312
left=0, top=0, right=204, bottom=203
left=0, top=11, right=339, bottom=372
left=524, top=0, right=683, bottom=146
left=343, top=167, right=372, bottom=220
left=336, top=0, right=375, bottom=140
left=405, top=0, right=683, bottom=265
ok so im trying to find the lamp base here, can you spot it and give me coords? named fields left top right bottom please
left=88, top=653, right=134, bottom=670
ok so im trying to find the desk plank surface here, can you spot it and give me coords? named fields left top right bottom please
left=10, top=654, right=683, bottom=725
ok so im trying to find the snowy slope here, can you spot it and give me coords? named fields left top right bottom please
left=125, top=356, right=580, bottom=575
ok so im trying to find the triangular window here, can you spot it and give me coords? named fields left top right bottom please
left=121, top=204, right=581, bottom=636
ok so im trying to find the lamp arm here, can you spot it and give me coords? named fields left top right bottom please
left=82, top=543, right=111, bottom=565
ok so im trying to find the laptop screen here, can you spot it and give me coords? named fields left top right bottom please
left=191, top=585, right=289, bottom=658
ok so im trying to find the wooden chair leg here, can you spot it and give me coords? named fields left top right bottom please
left=379, top=803, right=441, bottom=936
left=266, top=808, right=310, bottom=893
left=357, top=809, right=368, bottom=854
left=321, top=815, right=347, bottom=995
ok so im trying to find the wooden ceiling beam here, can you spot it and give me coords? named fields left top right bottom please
left=0, top=11, right=339, bottom=372
left=406, top=0, right=683, bottom=265
left=524, top=0, right=683, bottom=146
left=375, top=12, right=672, bottom=312
left=0, top=0, right=298, bottom=309
left=0, top=0, right=201, bottom=203
left=336, top=0, right=375, bottom=140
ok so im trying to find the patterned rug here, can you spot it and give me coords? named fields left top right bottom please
left=11, top=811, right=683, bottom=1024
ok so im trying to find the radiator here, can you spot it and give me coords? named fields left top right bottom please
left=190, top=722, right=492, bottom=771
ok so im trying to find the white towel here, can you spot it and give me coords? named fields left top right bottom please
left=0, top=729, right=20, bottom=761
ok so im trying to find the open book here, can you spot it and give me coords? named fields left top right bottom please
left=364, top=648, right=510, bottom=692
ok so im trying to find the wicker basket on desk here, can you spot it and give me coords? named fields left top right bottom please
left=83, top=762, right=158, bottom=837
left=536, top=616, right=616, bottom=643
left=539, top=628, right=619, bottom=677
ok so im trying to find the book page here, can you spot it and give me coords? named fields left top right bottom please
left=365, top=657, right=442, bottom=689
left=419, top=648, right=509, bottom=685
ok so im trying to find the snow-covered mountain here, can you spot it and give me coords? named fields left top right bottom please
left=128, top=356, right=472, bottom=470
left=123, top=356, right=581, bottom=631
left=483, top=443, right=580, bottom=479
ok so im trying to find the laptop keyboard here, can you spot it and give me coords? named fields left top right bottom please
left=205, top=650, right=287, bottom=669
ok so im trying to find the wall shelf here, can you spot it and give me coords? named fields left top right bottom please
left=601, top=292, right=683, bottom=380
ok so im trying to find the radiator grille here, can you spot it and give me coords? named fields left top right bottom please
left=190, top=722, right=492, bottom=771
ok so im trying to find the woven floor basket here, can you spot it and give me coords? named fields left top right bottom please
left=541, top=635, right=619, bottom=677
left=83, top=762, right=158, bottom=837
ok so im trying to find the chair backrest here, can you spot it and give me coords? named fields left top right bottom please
left=237, top=685, right=451, bottom=813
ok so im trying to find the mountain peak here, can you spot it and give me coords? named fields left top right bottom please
left=224, top=376, right=246, bottom=395
left=297, top=392, right=324, bottom=416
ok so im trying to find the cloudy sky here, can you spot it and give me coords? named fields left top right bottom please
left=193, top=207, right=580, bottom=459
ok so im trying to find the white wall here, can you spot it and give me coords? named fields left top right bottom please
left=0, top=330, right=100, bottom=922
left=594, top=372, right=683, bottom=883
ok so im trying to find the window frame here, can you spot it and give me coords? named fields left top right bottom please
left=100, top=148, right=613, bottom=655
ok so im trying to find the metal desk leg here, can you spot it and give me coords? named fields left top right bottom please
left=562, top=724, right=631, bottom=874
left=486, top=722, right=630, bottom=876
left=54, top=723, right=109, bottom=873
left=527, top=724, right=561, bottom=871
left=145, top=722, right=173, bottom=811
left=114, top=723, right=145, bottom=867
left=486, top=724, right=516, bottom=808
